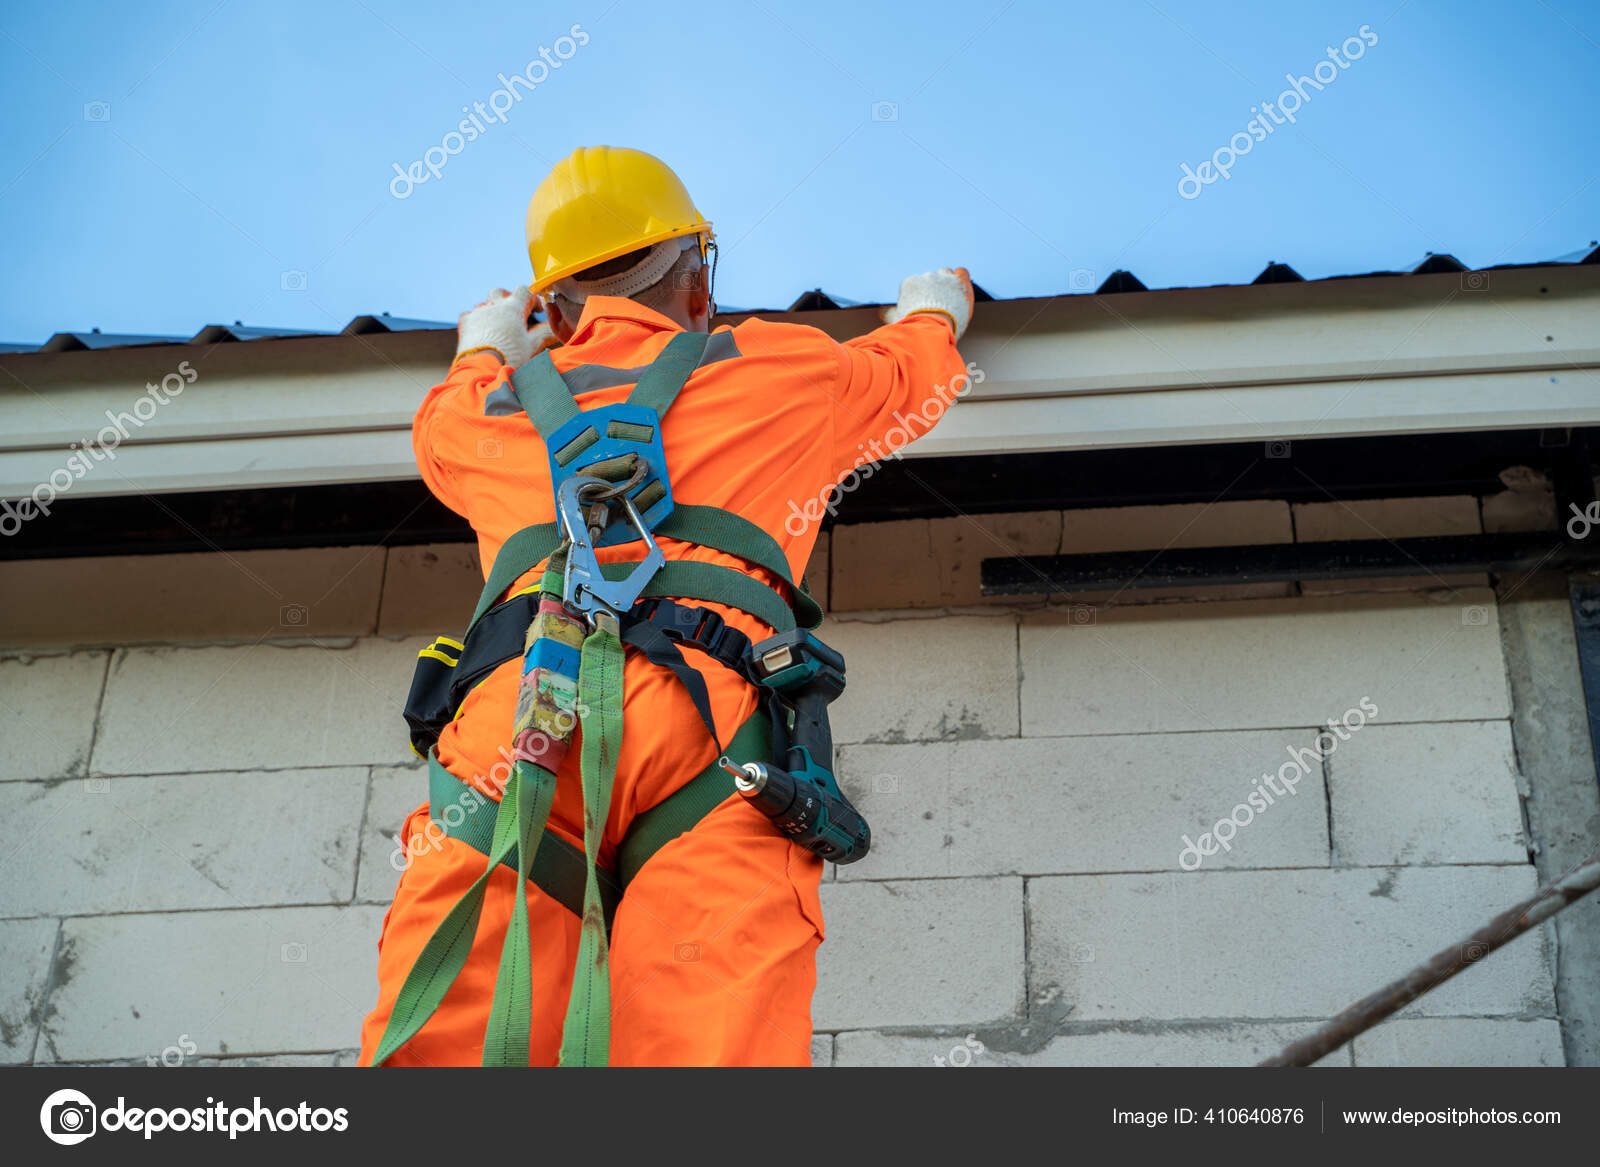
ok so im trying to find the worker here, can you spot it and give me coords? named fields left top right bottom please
left=359, top=145, right=973, bottom=1067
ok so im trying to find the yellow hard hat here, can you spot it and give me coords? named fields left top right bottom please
left=525, top=146, right=713, bottom=293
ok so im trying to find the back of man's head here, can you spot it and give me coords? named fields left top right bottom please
left=543, top=237, right=709, bottom=339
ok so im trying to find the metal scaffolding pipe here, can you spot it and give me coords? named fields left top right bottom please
left=1260, top=849, right=1600, bottom=1067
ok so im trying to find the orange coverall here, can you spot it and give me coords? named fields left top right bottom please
left=360, top=296, right=968, bottom=1066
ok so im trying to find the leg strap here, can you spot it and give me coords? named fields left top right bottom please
left=425, top=751, right=624, bottom=927
left=419, top=710, right=772, bottom=924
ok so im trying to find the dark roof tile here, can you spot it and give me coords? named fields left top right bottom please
left=3, top=244, right=1592, bottom=354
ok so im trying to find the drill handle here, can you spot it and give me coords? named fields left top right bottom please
left=819, top=787, right=872, bottom=863
left=783, top=688, right=835, bottom=778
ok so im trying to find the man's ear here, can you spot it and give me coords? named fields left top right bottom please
left=687, top=265, right=711, bottom=322
left=541, top=295, right=576, bottom=343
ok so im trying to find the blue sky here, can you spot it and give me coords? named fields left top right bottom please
left=1, top=0, right=1595, bottom=343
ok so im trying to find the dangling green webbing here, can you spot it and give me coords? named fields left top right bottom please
left=367, top=747, right=552, bottom=1066
left=480, top=721, right=560, bottom=1065
left=560, top=623, right=624, bottom=1065
left=371, top=555, right=626, bottom=1067
left=370, top=556, right=563, bottom=1067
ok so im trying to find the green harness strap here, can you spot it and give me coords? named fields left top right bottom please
left=663, top=507, right=824, bottom=630
left=480, top=729, right=560, bottom=1066
left=560, top=624, right=624, bottom=1065
left=425, top=750, right=614, bottom=922
left=468, top=524, right=562, bottom=627
left=615, top=712, right=769, bottom=886
left=512, top=330, right=709, bottom=437
left=468, top=508, right=822, bottom=633
left=620, top=332, right=710, bottom=416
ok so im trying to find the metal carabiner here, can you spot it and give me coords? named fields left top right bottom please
left=556, top=472, right=667, bottom=636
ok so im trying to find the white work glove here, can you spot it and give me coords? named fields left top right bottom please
left=880, top=266, right=974, bottom=341
left=455, top=286, right=554, bottom=366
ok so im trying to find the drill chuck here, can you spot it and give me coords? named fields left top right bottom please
left=719, top=756, right=767, bottom=795
left=721, top=756, right=870, bottom=863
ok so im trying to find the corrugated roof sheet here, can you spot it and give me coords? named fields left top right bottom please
left=4, top=244, right=1595, bottom=354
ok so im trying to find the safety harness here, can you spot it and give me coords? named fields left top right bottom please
left=373, top=331, right=857, bottom=1067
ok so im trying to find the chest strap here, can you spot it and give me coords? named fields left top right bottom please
left=470, top=505, right=823, bottom=634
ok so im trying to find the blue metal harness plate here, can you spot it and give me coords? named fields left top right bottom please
left=543, top=402, right=673, bottom=546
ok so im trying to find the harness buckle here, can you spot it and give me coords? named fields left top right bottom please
left=556, top=472, right=667, bottom=632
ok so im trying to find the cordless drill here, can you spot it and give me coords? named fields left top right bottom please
left=720, top=629, right=871, bottom=864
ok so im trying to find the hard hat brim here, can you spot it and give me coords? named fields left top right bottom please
left=530, top=223, right=714, bottom=295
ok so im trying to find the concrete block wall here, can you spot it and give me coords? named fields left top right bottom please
left=817, top=597, right=1559, bottom=1067
left=0, top=489, right=1580, bottom=1067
